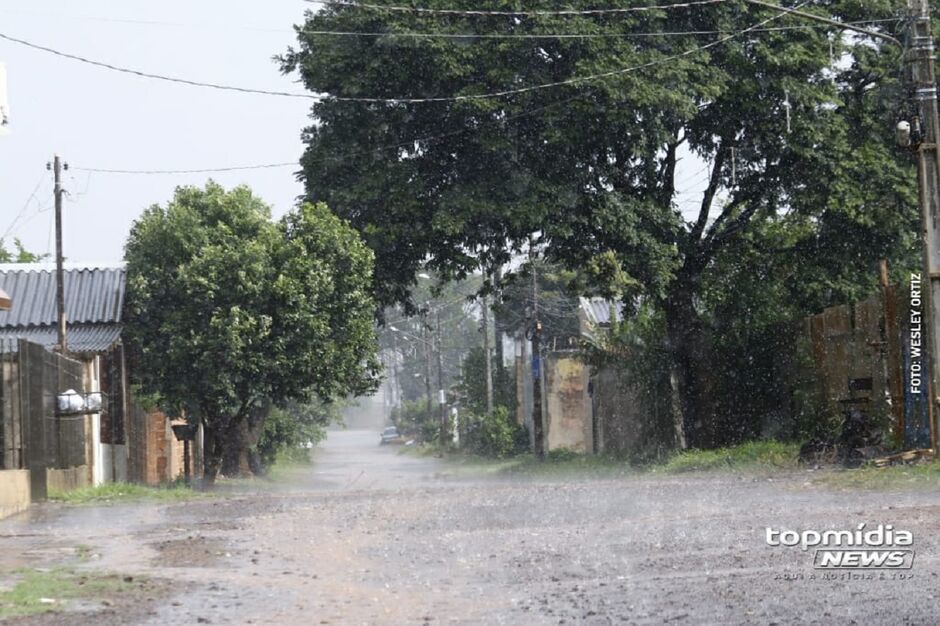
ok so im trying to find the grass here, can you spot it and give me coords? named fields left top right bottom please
left=264, top=453, right=313, bottom=483
left=0, top=567, right=142, bottom=618
left=411, top=439, right=802, bottom=478
left=654, top=440, right=801, bottom=473
left=48, top=481, right=209, bottom=505
left=813, top=459, right=940, bottom=490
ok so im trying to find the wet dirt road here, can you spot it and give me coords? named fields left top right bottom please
left=2, top=430, right=940, bottom=625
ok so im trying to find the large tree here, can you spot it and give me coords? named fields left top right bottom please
left=124, top=182, right=380, bottom=480
left=283, top=0, right=915, bottom=447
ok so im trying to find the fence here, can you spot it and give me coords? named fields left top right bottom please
left=803, top=281, right=932, bottom=450
left=0, top=338, right=87, bottom=500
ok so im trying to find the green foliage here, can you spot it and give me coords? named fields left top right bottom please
left=123, top=182, right=380, bottom=476
left=812, top=459, right=940, bottom=490
left=456, top=346, right=514, bottom=416
left=0, top=238, right=48, bottom=263
left=390, top=398, right=435, bottom=441
left=256, top=400, right=338, bottom=468
left=494, top=259, right=581, bottom=346
left=0, top=568, right=145, bottom=619
left=657, top=440, right=800, bottom=473
left=461, top=406, right=526, bottom=458
left=379, top=273, right=481, bottom=406
left=284, top=2, right=918, bottom=448
left=48, top=482, right=206, bottom=504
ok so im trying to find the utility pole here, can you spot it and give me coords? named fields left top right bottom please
left=906, top=0, right=940, bottom=449
left=481, top=273, right=494, bottom=414
left=48, top=155, right=68, bottom=353
left=436, top=308, right=447, bottom=450
left=530, top=239, right=544, bottom=459
left=423, top=305, right=433, bottom=421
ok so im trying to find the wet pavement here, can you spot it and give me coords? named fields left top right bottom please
left=2, top=430, right=940, bottom=624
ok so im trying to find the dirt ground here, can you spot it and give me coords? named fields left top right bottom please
left=1, top=430, right=939, bottom=625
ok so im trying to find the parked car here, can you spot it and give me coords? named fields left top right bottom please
left=380, top=426, right=405, bottom=445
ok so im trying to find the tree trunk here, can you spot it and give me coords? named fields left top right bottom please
left=663, top=274, right=713, bottom=449
left=202, top=420, right=225, bottom=486
left=221, top=400, right=271, bottom=477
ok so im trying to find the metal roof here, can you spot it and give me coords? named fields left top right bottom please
left=0, top=266, right=125, bottom=327
left=0, top=324, right=123, bottom=354
left=579, top=297, right=623, bottom=326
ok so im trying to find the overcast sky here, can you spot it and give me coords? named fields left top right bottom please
left=0, top=1, right=709, bottom=266
left=0, top=1, right=312, bottom=263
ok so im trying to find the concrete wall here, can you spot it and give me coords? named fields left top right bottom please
left=0, top=470, right=29, bottom=519
left=46, top=465, right=89, bottom=492
left=543, top=355, right=593, bottom=453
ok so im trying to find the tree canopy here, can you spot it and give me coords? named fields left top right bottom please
left=284, top=0, right=919, bottom=447
left=123, top=182, right=380, bottom=477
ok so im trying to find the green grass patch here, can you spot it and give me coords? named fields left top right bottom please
left=264, top=451, right=313, bottom=483
left=813, top=459, right=940, bottom=490
left=406, top=440, right=802, bottom=478
left=655, top=440, right=800, bottom=473
left=48, top=482, right=208, bottom=505
left=0, top=567, right=141, bottom=618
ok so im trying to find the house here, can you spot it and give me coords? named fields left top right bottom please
left=0, top=263, right=194, bottom=490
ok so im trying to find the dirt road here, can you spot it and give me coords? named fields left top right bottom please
left=2, top=430, right=940, bottom=625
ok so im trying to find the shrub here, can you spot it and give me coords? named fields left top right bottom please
left=462, top=406, right=527, bottom=458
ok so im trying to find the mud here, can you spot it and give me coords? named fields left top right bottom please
left=1, top=430, right=939, bottom=624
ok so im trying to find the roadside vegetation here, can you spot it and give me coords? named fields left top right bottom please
left=408, top=439, right=803, bottom=478
left=655, top=441, right=801, bottom=473
left=0, top=567, right=156, bottom=619
left=48, top=482, right=209, bottom=505
left=813, top=459, right=940, bottom=490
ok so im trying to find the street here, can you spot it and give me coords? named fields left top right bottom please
left=2, top=430, right=940, bottom=625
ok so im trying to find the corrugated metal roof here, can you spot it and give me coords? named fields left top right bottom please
left=579, top=297, right=623, bottom=326
left=0, top=324, right=122, bottom=354
left=0, top=266, right=125, bottom=327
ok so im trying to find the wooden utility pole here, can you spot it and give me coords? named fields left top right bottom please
left=906, top=0, right=940, bottom=450
left=436, top=308, right=447, bottom=450
left=530, top=241, right=544, bottom=459
left=48, top=155, right=67, bottom=353
left=481, top=278, right=494, bottom=414
left=422, top=306, right=433, bottom=420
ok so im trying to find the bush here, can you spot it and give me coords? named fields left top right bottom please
left=391, top=398, right=439, bottom=442
left=256, top=400, right=337, bottom=469
left=462, top=406, right=527, bottom=458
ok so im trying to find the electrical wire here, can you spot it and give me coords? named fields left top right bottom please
left=308, top=0, right=728, bottom=16
left=2, top=171, right=49, bottom=241
left=74, top=162, right=297, bottom=175
left=0, top=2, right=810, bottom=105
left=294, top=20, right=899, bottom=39
left=68, top=1, right=808, bottom=177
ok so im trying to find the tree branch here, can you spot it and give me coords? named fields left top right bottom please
left=658, top=136, right=682, bottom=208
left=689, top=143, right=729, bottom=242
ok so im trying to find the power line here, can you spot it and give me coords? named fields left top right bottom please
left=2, top=171, right=49, bottom=241
left=0, top=32, right=318, bottom=100
left=69, top=1, right=802, bottom=176
left=309, top=0, right=728, bottom=16
left=295, top=20, right=899, bottom=40
left=74, top=162, right=297, bottom=175
left=0, top=6, right=899, bottom=38
left=0, top=3, right=846, bottom=105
